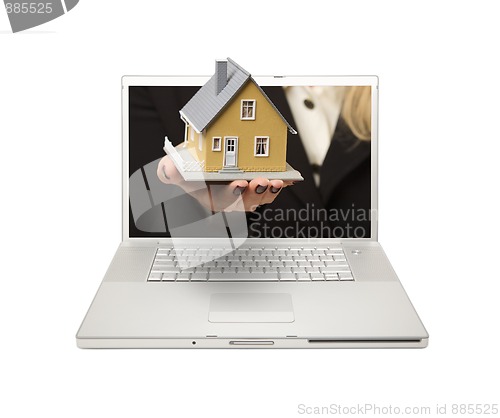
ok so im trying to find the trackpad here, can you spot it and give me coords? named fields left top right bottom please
left=209, top=293, right=294, bottom=323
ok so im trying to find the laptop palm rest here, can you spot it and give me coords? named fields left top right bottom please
left=208, top=293, right=295, bottom=323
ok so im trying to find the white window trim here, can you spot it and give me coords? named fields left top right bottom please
left=212, top=137, right=222, bottom=151
left=190, top=125, right=194, bottom=141
left=254, top=136, right=269, bottom=157
left=198, top=132, right=203, bottom=151
left=240, top=99, right=256, bottom=120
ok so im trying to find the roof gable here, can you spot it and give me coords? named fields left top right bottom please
left=180, top=58, right=296, bottom=135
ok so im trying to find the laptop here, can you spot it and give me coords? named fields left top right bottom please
left=76, top=60, right=428, bottom=348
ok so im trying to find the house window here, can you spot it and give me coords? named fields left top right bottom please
left=241, top=100, right=256, bottom=120
left=254, top=136, right=269, bottom=157
left=212, top=137, right=221, bottom=151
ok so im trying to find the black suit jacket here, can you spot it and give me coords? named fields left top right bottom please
left=128, top=86, right=371, bottom=238
left=247, top=87, right=371, bottom=238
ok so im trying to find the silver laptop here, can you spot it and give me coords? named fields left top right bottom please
left=76, top=63, right=428, bottom=348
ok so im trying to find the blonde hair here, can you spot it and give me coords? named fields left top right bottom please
left=341, top=86, right=371, bottom=141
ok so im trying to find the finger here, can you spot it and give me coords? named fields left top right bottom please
left=219, top=180, right=249, bottom=211
left=242, top=177, right=269, bottom=211
left=229, top=180, right=249, bottom=196
left=270, top=179, right=284, bottom=194
left=260, top=179, right=284, bottom=205
left=158, top=155, right=210, bottom=197
left=157, top=155, right=184, bottom=185
left=203, top=180, right=249, bottom=212
left=248, top=177, right=269, bottom=194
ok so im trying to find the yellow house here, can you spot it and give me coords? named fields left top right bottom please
left=179, top=58, right=297, bottom=173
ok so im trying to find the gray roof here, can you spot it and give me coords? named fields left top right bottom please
left=180, top=58, right=297, bottom=134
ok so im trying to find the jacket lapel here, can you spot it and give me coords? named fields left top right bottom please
left=263, top=86, right=325, bottom=208
left=319, top=117, right=371, bottom=204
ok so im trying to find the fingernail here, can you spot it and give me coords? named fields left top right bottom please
left=162, top=167, right=170, bottom=180
left=256, top=184, right=268, bottom=194
left=270, top=186, right=281, bottom=194
left=233, top=186, right=247, bottom=196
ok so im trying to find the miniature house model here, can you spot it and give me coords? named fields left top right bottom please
left=164, top=58, right=303, bottom=182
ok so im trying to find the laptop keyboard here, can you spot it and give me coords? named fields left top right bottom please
left=147, top=246, right=354, bottom=282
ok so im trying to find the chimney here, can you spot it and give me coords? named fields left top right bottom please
left=215, top=59, right=228, bottom=95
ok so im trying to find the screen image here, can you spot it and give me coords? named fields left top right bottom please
left=128, top=84, right=372, bottom=239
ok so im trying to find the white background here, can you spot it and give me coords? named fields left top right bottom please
left=1, top=1, right=499, bottom=417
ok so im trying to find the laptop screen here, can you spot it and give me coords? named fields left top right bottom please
left=128, top=79, right=374, bottom=240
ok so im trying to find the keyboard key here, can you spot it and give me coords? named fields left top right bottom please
left=155, top=261, right=177, bottom=267
left=322, top=266, right=351, bottom=273
left=148, top=272, right=162, bottom=281
left=279, top=273, right=297, bottom=281
left=267, top=256, right=281, bottom=261
left=200, top=263, right=217, bottom=269
left=339, top=272, right=354, bottom=281
left=296, top=273, right=311, bottom=281
left=154, top=255, right=171, bottom=260
left=310, top=273, right=325, bottom=281
left=324, top=273, right=339, bottom=281
left=176, top=272, right=191, bottom=281
left=152, top=266, right=180, bottom=273
left=326, top=250, right=343, bottom=255
left=156, top=248, right=172, bottom=255
left=209, top=272, right=278, bottom=281
left=323, top=260, right=349, bottom=266
left=161, top=274, right=176, bottom=282
left=191, top=273, right=208, bottom=281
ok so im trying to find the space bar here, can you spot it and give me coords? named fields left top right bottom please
left=208, top=272, right=278, bottom=281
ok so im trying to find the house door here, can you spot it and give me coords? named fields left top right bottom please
left=224, top=137, right=238, bottom=167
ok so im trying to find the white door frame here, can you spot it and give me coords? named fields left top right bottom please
left=223, top=136, right=238, bottom=167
